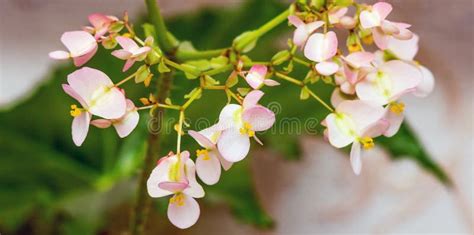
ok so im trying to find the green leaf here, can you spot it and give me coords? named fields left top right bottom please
left=210, top=56, right=229, bottom=68
left=134, top=65, right=151, bottom=83
left=378, top=123, right=452, bottom=186
left=158, top=60, right=171, bottom=73
left=271, top=50, right=290, bottom=65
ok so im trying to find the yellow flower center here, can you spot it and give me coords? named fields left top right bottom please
left=240, top=122, right=255, bottom=137
left=359, top=137, right=375, bottom=150
left=362, top=35, right=373, bottom=45
left=389, top=102, right=405, bottom=115
left=348, top=43, right=361, bottom=53
left=70, top=104, right=83, bottom=117
left=169, top=193, right=185, bottom=207
left=196, top=149, right=210, bottom=160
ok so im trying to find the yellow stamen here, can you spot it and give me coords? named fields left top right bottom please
left=196, top=149, right=210, bottom=160
left=169, top=193, right=185, bottom=207
left=69, top=104, right=82, bottom=117
left=362, top=35, right=373, bottom=45
left=240, top=122, right=255, bottom=137
left=348, top=43, right=361, bottom=53
left=360, top=137, right=374, bottom=150
left=389, top=102, right=405, bottom=115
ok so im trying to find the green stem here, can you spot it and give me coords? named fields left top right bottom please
left=144, top=0, right=175, bottom=54
left=175, top=48, right=228, bottom=61
left=129, top=72, right=173, bottom=235
left=234, top=8, right=290, bottom=51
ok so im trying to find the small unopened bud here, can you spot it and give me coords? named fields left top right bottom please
left=340, top=16, right=356, bottom=30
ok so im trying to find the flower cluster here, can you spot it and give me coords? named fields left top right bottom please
left=288, top=2, right=434, bottom=174
left=49, top=0, right=435, bottom=230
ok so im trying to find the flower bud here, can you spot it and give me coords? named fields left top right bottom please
left=340, top=16, right=356, bottom=29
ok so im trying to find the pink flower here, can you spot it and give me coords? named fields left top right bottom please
left=324, top=100, right=387, bottom=174
left=90, top=99, right=139, bottom=138
left=188, top=125, right=233, bottom=185
left=328, top=7, right=348, bottom=24
left=304, top=31, right=339, bottom=76
left=215, top=90, right=275, bottom=162
left=336, top=52, right=375, bottom=94
left=244, top=65, right=279, bottom=89
left=62, top=67, right=127, bottom=146
left=83, top=13, right=118, bottom=39
left=49, top=31, right=98, bottom=67
left=386, top=34, right=435, bottom=97
left=147, top=151, right=204, bottom=229
left=355, top=60, right=422, bottom=105
left=112, top=36, right=151, bottom=72
left=288, top=15, right=324, bottom=48
left=359, top=2, right=413, bottom=49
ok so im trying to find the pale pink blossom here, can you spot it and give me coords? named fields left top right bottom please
left=244, top=65, right=279, bottom=89
left=355, top=60, right=422, bottom=105
left=304, top=31, right=339, bottom=75
left=49, top=31, right=98, bottom=67
left=329, top=7, right=356, bottom=29
left=334, top=52, right=375, bottom=95
left=188, top=125, right=233, bottom=185
left=386, top=34, right=435, bottom=97
left=147, top=151, right=204, bottom=229
left=288, top=15, right=325, bottom=48
left=359, top=2, right=413, bottom=50
left=83, top=13, right=119, bottom=39
left=324, top=100, right=387, bottom=174
left=112, top=36, right=151, bottom=72
left=91, top=99, right=139, bottom=138
left=62, top=67, right=127, bottom=146
left=215, top=90, right=275, bottom=162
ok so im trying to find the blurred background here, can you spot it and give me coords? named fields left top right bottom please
left=0, top=0, right=472, bottom=234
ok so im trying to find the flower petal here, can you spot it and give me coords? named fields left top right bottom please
left=72, top=45, right=98, bottom=67
left=316, top=61, right=339, bottom=76
left=116, top=36, right=139, bottom=51
left=245, top=65, right=267, bottom=89
left=122, top=59, right=136, bottom=72
left=113, top=100, right=139, bottom=138
left=61, top=31, right=97, bottom=57
left=243, top=90, right=264, bottom=109
left=88, top=87, right=127, bottom=119
left=88, top=13, right=112, bottom=30
left=373, top=2, right=392, bottom=21
left=62, top=84, right=87, bottom=107
left=91, top=119, right=112, bottom=128
left=288, top=15, right=304, bottom=27
left=216, top=104, right=242, bottom=130
left=336, top=100, right=385, bottom=132
left=71, top=112, right=91, bottom=146
left=111, top=49, right=132, bottom=60
left=304, top=32, right=338, bottom=62
left=196, top=150, right=221, bottom=185
left=325, top=113, right=355, bottom=148
left=242, top=106, right=275, bottom=131
left=217, top=128, right=250, bottom=162
left=183, top=157, right=205, bottom=198
left=188, top=130, right=214, bottom=149
left=158, top=182, right=189, bottom=193
left=413, top=65, right=435, bottom=97
left=217, top=153, right=233, bottom=171
left=383, top=60, right=422, bottom=100
left=49, top=50, right=70, bottom=60
left=372, top=27, right=389, bottom=50
left=167, top=194, right=200, bottom=229
left=147, top=157, right=173, bottom=198
left=263, top=79, right=280, bottom=86
left=350, top=141, right=362, bottom=175
left=383, top=108, right=404, bottom=137
left=387, top=34, right=419, bottom=61
left=344, top=52, right=375, bottom=69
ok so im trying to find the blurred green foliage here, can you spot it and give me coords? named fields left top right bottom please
left=0, top=0, right=450, bottom=234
